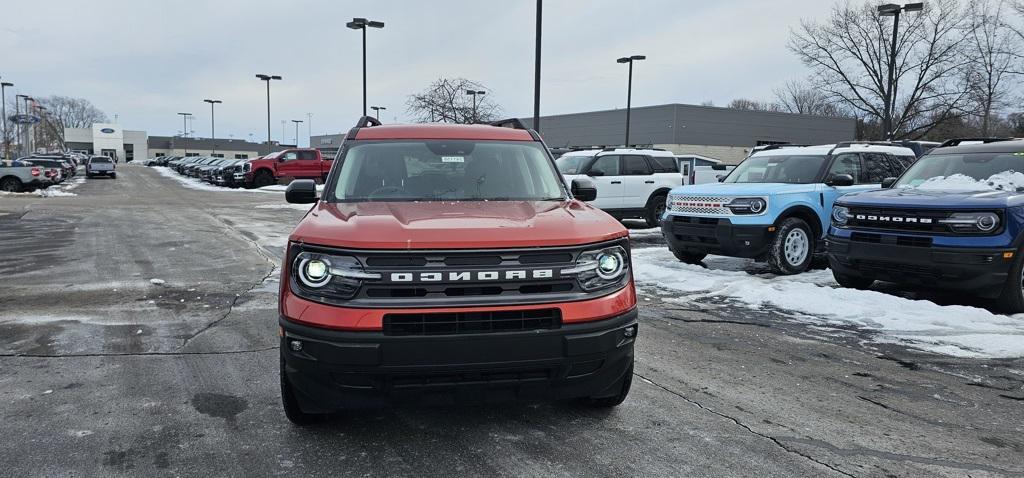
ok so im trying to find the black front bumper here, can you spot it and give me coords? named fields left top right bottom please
left=280, top=308, right=638, bottom=411
left=826, top=235, right=1015, bottom=296
left=661, top=215, right=773, bottom=258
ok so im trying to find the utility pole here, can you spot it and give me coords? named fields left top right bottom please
left=533, top=0, right=542, bottom=132
left=178, top=112, right=192, bottom=156
left=465, top=90, right=485, bottom=123
left=616, top=55, right=646, bottom=147
left=291, top=119, right=303, bottom=147
left=203, top=99, right=222, bottom=154
left=255, top=74, right=282, bottom=154
left=877, top=2, right=924, bottom=140
left=346, top=18, right=385, bottom=117
left=370, top=106, right=386, bottom=121
left=1, top=80, right=12, bottom=160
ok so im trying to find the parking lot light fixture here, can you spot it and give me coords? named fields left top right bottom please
left=255, top=74, right=282, bottom=154
left=465, top=90, right=485, bottom=123
left=370, top=106, right=386, bottom=121
left=616, top=55, right=646, bottom=147
left=178, top=112, right=192, bottom=156
left=203, top=99, right=222, bottom=154
left=346, top=17, right=385, bottom=117
left=877, top=2, right=924, bottom=140
left=291, top=119, right=304, bottom=147
left=1, top=80, right=12, bottom=160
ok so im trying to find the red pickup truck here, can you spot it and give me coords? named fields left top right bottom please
left=240, top=148, right=332, bottom=188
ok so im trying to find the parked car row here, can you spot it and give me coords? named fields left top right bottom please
left=659, top=137, right=1024, bottom=311
left=150, top=148, right=333, bottom=189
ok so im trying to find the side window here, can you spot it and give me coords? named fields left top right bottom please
left=826, top=153, right=862, bottom=183
left=281, top=152, right=299, bottom=162
left=861, top=153, right=892, bottom=183
left=587, top=155, right=620, bottom=176
left=622, top=155, right=653, bottom=175
left=649, top=156, right=679, bottom=173
left=298, top=151, right=318, bottom=161
left=888, top=154, right=914, bottom=173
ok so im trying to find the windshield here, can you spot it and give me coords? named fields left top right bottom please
left=895, top=152, right=1024, bottom=191
left=724, top=154, right=827, bottom=184
left=330, top=140, right=566, bottom=202
left=91, top=157, right=111, bottom=163
left=555, top=155, right=591, bottom=174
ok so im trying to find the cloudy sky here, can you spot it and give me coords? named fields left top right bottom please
left=2, top=0, right=839, bottom=146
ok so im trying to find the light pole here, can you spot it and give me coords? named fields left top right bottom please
left=465, top=90, right=485, bottom=123
left=1, top=80, right=12, bottom=160
left=255, top=74, right=282, bottom=154
left=291, top=119, right=304, bottom=147
left=15, top=94, right=31, bottom=157
left=616, top=55, right=646, bottom=147
left=307, top=112, right=313, bottom=138
left=346, top=17, right=385, bottom=117
left=203, top=99, right=222, bottom=155
left=178, top=112, right=192, bottom=156
left=370, top=106, right=386, bottom=121
left=533, top=0, right=542, bottom=132
left=878, top=2, right=924, bottom=140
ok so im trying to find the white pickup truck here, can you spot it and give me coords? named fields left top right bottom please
left=86, top=156, right=116, bottom=179
left=0, top=161, right=55, bottom=192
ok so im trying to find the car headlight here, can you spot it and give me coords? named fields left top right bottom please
left=726, top=197, right=767, bottom=214
left=560, top=243, right=630, bottom=292
left=938, top=212, right=1001, bottom=233
left=832, top=205, right=850, bottom=226
left=243, top=162, right=252, bottom=172
left=290, top=249, right=381, bottom=301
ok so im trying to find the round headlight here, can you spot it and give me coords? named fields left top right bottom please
left=596, top=251, right=624, bottom=280
left=299, top=258, right=332, bottom=288
left=976, top=213, right=998, bottom=232
left=832, top=206, right=849, bottom=226
left=749, top=198, right=766, bottom=214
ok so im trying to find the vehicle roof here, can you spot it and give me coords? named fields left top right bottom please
left=353, top=123, right=534, bottom=141
left=930, top=139, right=1024, bottom=155
left=753, top=143, right=916, bottom=157
left=559, top=148, right=675, bottom=158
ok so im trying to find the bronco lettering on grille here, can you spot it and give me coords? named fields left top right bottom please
left=390, top=270, right=555, bottom=282
left=854, top=214, right=932, bottom=224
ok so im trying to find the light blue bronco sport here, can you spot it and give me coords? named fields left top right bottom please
left=660, top=143, right=918, bottom=274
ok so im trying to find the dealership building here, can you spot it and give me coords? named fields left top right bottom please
left=520, top=103, right=856, bottom=164
left=64, top=124, right=284, bottom=161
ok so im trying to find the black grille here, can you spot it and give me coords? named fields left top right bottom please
left=383, top=309, right=562, bottom=336
left=856, top=260, right=942, bottom=278
left=671, top=216, right=720, bottom=243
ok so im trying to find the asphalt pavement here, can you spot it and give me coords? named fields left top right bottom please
left=0, top=165, right=1021, bottom=477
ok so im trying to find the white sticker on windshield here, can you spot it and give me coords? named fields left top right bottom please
left=441, top=156, right=465, bottom=163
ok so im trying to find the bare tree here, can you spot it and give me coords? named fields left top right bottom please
left=774, top=79, right=846, bottom=117
left=32, top=95, right=109, bottom=147
left=789, top=0, right=971, bottom=139
left=406, top=78, right=501, bottom=124
left=727, top=98, right=781, bottom=112
left=964, top=0, right=1022, bottom=135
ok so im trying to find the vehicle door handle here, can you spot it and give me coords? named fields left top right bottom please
left=610, top=181, right=622, bottom=184
left=644, top=180, right=655, bottom=184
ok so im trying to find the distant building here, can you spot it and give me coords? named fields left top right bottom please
left=521, top=103, right=857, bottom=164
left=310, top=134, right=344, bottom=158
left=147, top=136, right=284, bottom=159
left=64, top=124, right=148, bottom=162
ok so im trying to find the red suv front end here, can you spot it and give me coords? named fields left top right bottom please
left=277, top=119, right=637, bottom=423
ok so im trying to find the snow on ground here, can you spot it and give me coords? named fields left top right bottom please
left=153, top=167, right=325, bottom=194
left=911, top=171, right=1024, bottom=192
left=628, top=227, right=662, bottom=237
left=255, top=203, right=313, bottom=211
left=631, top=247, right=1024, bottom=359
left=0, top=175, right=85, bottom=197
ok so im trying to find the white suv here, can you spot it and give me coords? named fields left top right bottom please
left=557, top=148, right=684, bottom=226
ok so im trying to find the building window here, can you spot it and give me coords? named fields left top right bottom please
left=155, top=153, right=165, bottom=157
left=186, top=152, right=200, bottom=157
left=234, top=154, right=249, bottom=159
left=211, top=153, right=224, bottom=158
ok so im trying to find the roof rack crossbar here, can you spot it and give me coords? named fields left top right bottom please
left=489, top=118, right=529, bottom=130
left=355, top=116, right=382, bottom=128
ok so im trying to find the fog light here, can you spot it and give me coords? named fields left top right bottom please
left=289, top=340, right=303, bottom=352
left=623, top=325, right=637, bottom=338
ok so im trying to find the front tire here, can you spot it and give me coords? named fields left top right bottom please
left=671, top=248, right=707, bottom=265
left=280, top=359, right=321, bottom=426
left=253, top=171, right=275, bottom=188
left=996, top=249, right=1024, bottom=313
left=1, top=177, right=23, bottom=192
left=768, top=217, right=814, bottom=275
left=109, top=172, right=117, bottom=179
left=645, top=194, right=668, bottom=227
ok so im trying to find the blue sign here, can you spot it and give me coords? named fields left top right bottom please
left=100, top=128, right=115, bottom=133
left=9, top=114, right=39, bottom=125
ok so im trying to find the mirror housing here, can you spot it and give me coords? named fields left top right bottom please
left=827, top=174, right=855, bottom=187
left=571, top=178, right=598, bottom=202
left=881, top=177, right=898, bottom=188
left=285, top=179, right=318, bottom=204
left=711, top=164, right=727, bottom=171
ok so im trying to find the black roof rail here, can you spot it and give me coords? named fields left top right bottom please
left=346, top=116, right=382, bottom=139
left=489, top=118, right=529, bottom=130
left=937, top=137, right=1016, bottom=148
left=754, top=143, right=809, bottom=153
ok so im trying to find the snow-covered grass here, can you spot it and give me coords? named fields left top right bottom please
left=152, top=166, right=325, bottom=194
left=910, top=171, right=1024, bottom=192
left=631, top=247, right=1024, bottom=358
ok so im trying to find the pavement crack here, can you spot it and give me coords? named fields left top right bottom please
left=0, top=346, right=276, bottom=358
left=636, top=372, right=856, bottom=477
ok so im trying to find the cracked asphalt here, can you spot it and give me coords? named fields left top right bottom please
left=1, top=164, right=1022, bottom=477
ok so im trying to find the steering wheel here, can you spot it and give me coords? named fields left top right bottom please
left=368, top=186, right=408, bottom=199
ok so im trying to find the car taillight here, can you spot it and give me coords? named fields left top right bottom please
left=31, top=167, right=40, bottom=176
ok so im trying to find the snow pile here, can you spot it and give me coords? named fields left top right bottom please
left=153, top=167, right=325, bottom=194
left=628, top=227, right=662, bottom=237
left=37, top=188, right=76, bottom=197
left=631, top=247, right=1024, bottom=358
left=912, top=171, right=1024, bottom=192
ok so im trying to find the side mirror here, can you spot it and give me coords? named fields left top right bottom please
left=716, top=175, right=725, bottom=182
left=278, top=157, right=286, bottom=162
left=711, top=164, right=726, bottom=171
left=286, top=179, right=318, bottom=204
left=586, top=170, right=604, bottom=177
left=571, top=178, right=598, bottom=202
left=827, top=174, right=855, bottom=187
left=881, top=177, right=897, bottom=188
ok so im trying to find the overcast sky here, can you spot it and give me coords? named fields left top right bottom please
left=2, top=0, right=840, bottom=146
